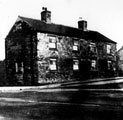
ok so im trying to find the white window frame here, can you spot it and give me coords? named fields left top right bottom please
left=15, top=62, right=24, bottom=73
left=91, top=60, right=96, bottom=70
left=49, top=36, right=57, bottom=49
left=89, top=42, right=96, bottom=53
left=107, top=44, right=111, bottom=54
left=73, top=59, right=79, bottom=70
left=15, top=63, right=18, bottom=73
left=49, top=58, right=57, bottom=70
left=73, top=40, right=79, bottom=51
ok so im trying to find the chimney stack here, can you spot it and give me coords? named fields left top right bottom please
left=78, top=20, right=87, bottom=31
left=41, top=7, right=51, bottom=23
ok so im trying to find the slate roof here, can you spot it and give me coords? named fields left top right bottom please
left=83, top=30, right=117, bottom=44
left=8, top=16, right=117, bottom=44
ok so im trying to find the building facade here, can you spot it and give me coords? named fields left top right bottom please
left=5, top=8, right=117, bottom=85
left=117, top=46, right=123, bottom=76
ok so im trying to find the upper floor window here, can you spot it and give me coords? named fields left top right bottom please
left=49, top=36, right=57, bottom=49
left=73, top=59, right=79, bottom=70
left=73, top=40, right=79, bottom=51
left=91, top=60, right=97, bottom=70
left=49, top=58, right=57, bottom=70
left=89, top=42, right=96, bottom=53
left=107, top=44, right=111, bottom=54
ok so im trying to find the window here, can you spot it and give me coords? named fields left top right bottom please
left=15, top=23, right=22, bottom=30
left=107, top=44, right=111, bottom=54
left=107, top=61, right=112, bottom=70
left=49, top=59, right=57, bottom=70
left=73, top=40, right=79, bottom=51
left=73, top=60, right=79, bottom=70
left=89, top=42, right=96, bottom=53
left=49, top=36, right=57, bottom=49
left=91, top=60, right=96, bottom=70
left=15, top=63, right=18, bottom=73
left=15, top=62, right=24, bottom=73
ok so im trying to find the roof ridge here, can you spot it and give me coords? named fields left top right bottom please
left=6, top=16, right=116, bottom=44
left=18, top=16, right=79, bottom=30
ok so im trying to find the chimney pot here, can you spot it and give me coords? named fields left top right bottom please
left=41, top=7, right=51, bottom=23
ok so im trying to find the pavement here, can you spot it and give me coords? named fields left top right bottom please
left=0, top=83, right=61, bottom=93
left=0, top=76, right=123, bottom=93
left=60, top=76, right=123, bottom=89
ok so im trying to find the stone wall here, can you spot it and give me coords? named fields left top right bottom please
left=5, top=21, right=38, bottom=85
left=37, top=33, right=79, bottom=83
left=5, top=21, right=117, bottom=85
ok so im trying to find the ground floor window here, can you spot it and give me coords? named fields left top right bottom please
left=91, top=60, right=97, bottom=70
left=73, top=59, right=79, bottom=70
left=15, top=62, right=24, bottom=73
left=49, top=58, right=57, bottom=70
left=107, top=61, right=112, bottom=70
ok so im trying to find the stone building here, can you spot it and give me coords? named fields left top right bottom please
left=5, top=8, right=117, bottom=85
left=117, top=46, right=123, bottom=76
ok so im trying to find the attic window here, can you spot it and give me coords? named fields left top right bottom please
left=73, top=40, right=79, bottom=51
left=73, top=60, right=79, bottom=70
left=49, top=36, right=57, bottom=49
left=15, top=23, right=22, bottom=30
left=49, top=58, right=57, bottom=70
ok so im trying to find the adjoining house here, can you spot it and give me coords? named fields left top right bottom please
left=5, top=8, right=117, bottom=85
left=117, top=46, right=123, bottom=76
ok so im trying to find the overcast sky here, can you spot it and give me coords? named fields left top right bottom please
left=0, top=0, right=123, bottom=60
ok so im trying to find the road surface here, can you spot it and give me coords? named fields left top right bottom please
left=0, top=77, right=123, bottom=119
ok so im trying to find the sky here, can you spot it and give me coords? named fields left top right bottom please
left=0, top=0, right=123, bottom=60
